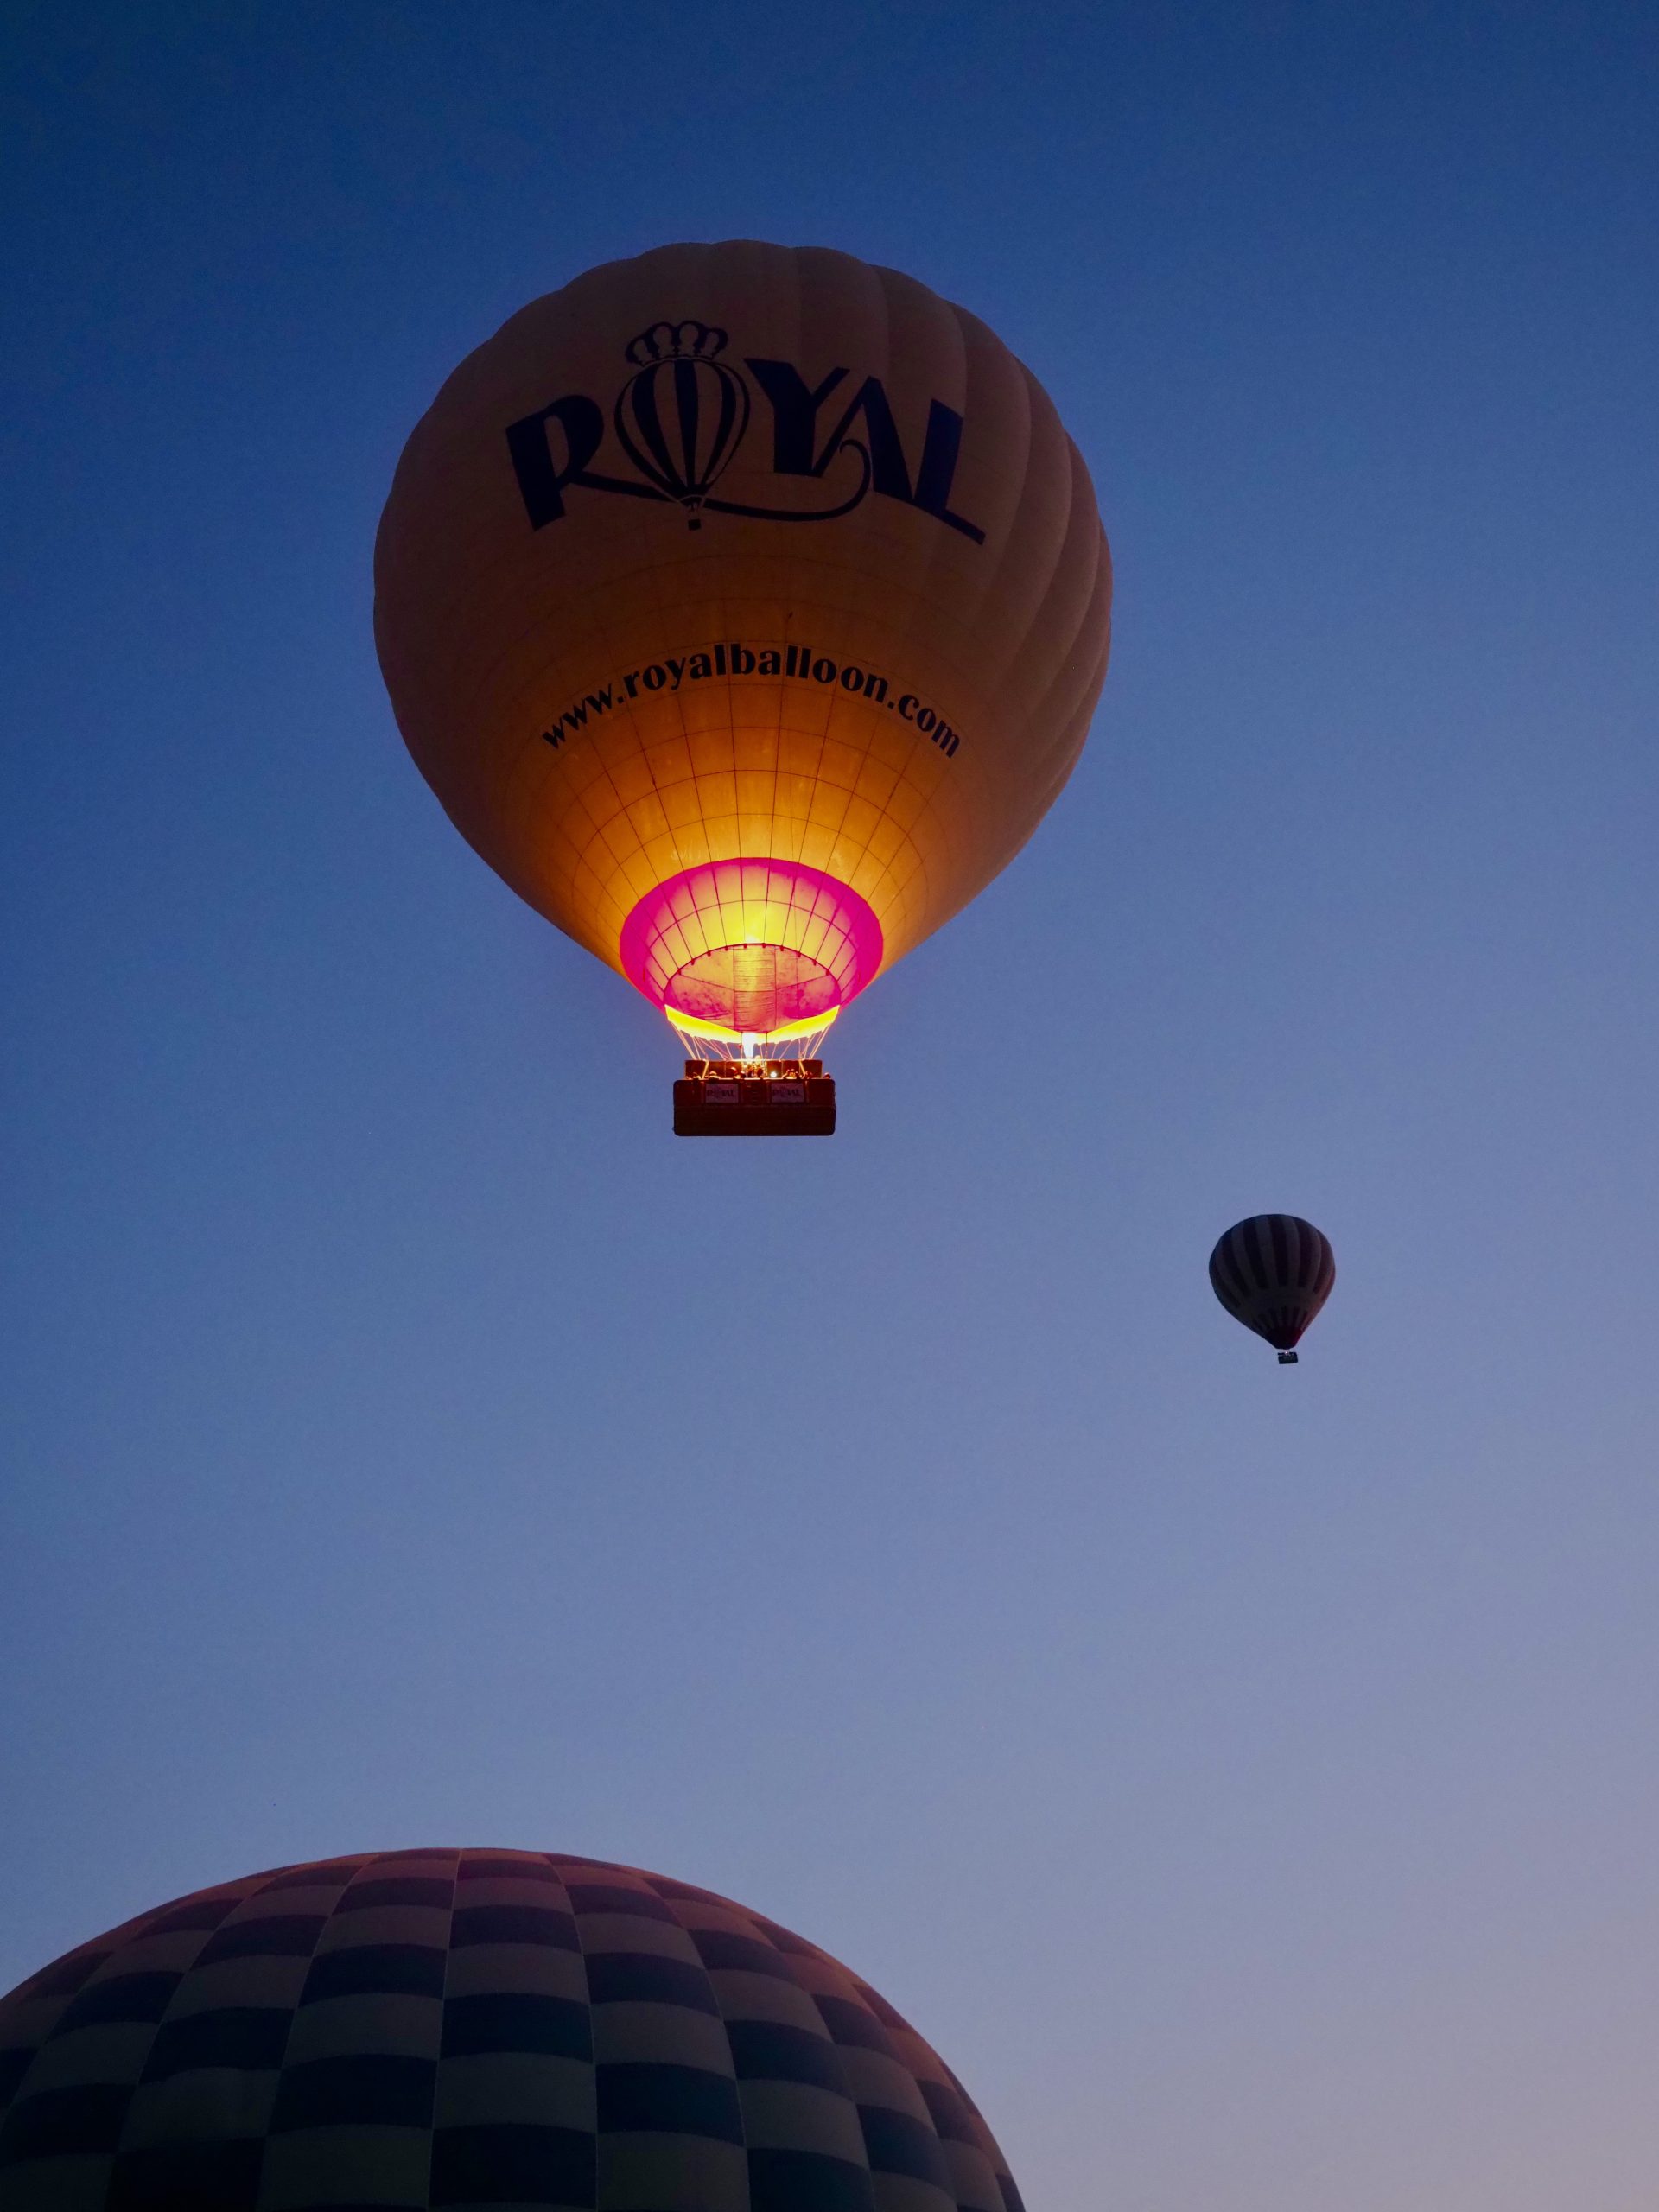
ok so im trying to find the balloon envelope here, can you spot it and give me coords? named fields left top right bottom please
left=0, top=1846, right=1024, bottom=2212
left=375, top=240, right=1111, bottom=1039
left=1209, top=1214, right=1336, bottom=1357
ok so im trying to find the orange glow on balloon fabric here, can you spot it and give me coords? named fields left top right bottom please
left=375, top=241, right=1111, bottom=1033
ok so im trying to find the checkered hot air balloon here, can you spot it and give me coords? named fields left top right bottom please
left=1209, top=1214, right=1335, bottom=1364
left=0, top=1847, right=1026, bottom=2212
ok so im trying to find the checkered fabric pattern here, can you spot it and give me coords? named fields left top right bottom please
left=0, top=1849, right=1024, bottom=2212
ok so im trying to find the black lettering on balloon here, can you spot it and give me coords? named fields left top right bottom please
left=811, top=375, right=916, bottom=502
left=746, top=360, right=983, bottom=543
left=507, top=334, right=983, bottom=542
left=542, top=641, right=963, bottom=759
left=744, top=359, right=849, bottom=473
left=505, top=394, right=664, bottom=528
left=911, top=401, right=983, bottom=543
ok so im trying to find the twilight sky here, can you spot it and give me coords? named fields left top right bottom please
left=3, top=5, right=1656, bottom=2207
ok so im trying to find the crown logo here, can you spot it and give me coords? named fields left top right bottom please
left=624, top=320, right=728, bottom=368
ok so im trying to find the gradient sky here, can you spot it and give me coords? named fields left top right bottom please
left=3, top=5, right=1657, bottom=2207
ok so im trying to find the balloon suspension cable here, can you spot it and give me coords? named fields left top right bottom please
left=668, top=1020, right=830, bottom=1065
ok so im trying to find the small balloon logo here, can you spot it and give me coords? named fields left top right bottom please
left=613, top=321, right=751, bottom=528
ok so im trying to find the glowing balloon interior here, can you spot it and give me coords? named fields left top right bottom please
left=618, top=859, right=883, bottom=1036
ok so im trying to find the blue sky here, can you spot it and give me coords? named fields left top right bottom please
left=3, top=5, right=1657, bottom=2206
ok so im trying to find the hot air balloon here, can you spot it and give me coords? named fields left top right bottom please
left=0, top=1846, right=1027, bottom=2212
left=375, top=241, right=1112, bottom=1134
left=1209, top=1214, right=1335, bottom=1363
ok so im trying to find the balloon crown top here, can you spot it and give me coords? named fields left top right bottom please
left=625, top=320, right=728, bottom=367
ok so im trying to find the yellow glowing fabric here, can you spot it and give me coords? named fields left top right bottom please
left=667, top=1006, right=841, bottom=1047
left=375, top=241, right=1112, bottom=1032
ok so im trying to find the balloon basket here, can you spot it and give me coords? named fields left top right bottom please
left=1277, top=1351, right=1299, bottom=1364
left=673, top=1058, right=836, bottom=1137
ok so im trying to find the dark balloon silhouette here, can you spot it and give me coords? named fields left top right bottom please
left=0, top=1847, right=1027, bottom=2212
left=1210, top=1214, right=1335, bottom=1363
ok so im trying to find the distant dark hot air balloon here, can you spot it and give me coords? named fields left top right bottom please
left=1209, top=1214, right=1335, bottom=1364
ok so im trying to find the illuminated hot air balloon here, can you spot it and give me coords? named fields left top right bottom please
left=375, top=240, right=1112, bottom=1133
left=0, top=1847, right=1027, bottom=2212
left=1209, top=1215, right=1336, bottom=1364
